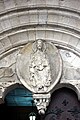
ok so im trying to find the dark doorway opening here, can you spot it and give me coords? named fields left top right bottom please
left=0, top=104, right=41, bottom=120
left=1, top=87, right=41, bottom=120
left=0, top=87, right=80, bottom=120
left=43, top=87, right=80, bottom=120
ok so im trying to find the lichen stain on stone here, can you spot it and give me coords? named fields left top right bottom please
left=20, top=43, right=32, bottom=54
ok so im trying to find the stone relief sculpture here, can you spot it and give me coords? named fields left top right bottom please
left=0, top=39, right=80, bottom=114
left=29, top=40, right=52, bottom=92
left=16, top=39, right=62, bottom=93
left=0, top=50, right=20, bottom=88
left=59, top=49, right=80, bottom=80
left=16, top=39, right=62, bottom=114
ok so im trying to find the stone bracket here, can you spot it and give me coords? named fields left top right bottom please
left=33, top=93, right=51, bottom=114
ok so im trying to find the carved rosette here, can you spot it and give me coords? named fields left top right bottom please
left=16, top=40, right=62, bottom=114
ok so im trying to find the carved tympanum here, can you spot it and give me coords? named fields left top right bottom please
left=16, top=40, right=62, bottom=114
left=16, top=40, right=62, bottom=93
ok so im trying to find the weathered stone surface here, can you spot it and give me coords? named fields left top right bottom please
left=0, top=0, right=80, bottom=115
left=16, top=40, right=62, bottom=93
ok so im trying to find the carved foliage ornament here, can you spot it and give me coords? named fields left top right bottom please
left=16, top=40, right=62, bottom=93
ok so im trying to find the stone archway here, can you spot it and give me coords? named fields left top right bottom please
left=0, top=0, right=80, bottom=117
left=42, top=87, right=80, bottom=120
left=4, top=86, right=40, bottom=120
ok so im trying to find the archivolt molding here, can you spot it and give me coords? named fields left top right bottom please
left=0, top=4, right=80, bottom=37
left=0, top=25, right=80, bottom=54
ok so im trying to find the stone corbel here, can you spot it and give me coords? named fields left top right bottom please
left=33, top=93, right=51, bottom=114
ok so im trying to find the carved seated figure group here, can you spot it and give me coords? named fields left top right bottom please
left=16, top=39, right=62, bottom=114
left=29, top=40, right=52, bottom=92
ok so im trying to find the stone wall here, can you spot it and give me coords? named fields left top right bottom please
left=0, top=0, right=80, bottom=104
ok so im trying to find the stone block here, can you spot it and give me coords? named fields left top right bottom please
left=36, top=30, right=45, bottom=40
left=53, top=32, right=63, bottom=41
left=0, top=42, right=5, bottom=54
left=48, top=14, right=59, bottom=24
left=76, top=41, right=80, bottom=51
left=0, top=37, right=12, bottom=50
left=28, top=30, right=36, bottom=41
left=9, top=31, right=29, bottom=46
left=46, top=0, right=59, bottom=6
left=68, top=36, right=79, bottom=47
left=0, top=18, right=11, bottom=31
left=9, top=33, right=20, bottom=46
left=19, top=12, right=29, bottom=25
left=75, top=20, right=80, bottom=30
left=36, top=0, right=46, bottom=6
left=67, top=17, right=76, bottom=28
left=10, top=16, right=20, bottom=28
left=0, top=1, right=5, bottom=12
left=58, top=15, right=69, bottom=25
left=26, top=0, right=36, bottom=6
left=0, top=23, right=3, bottom=32
left=38, top=10, right=48, bottom=24
left=60, top=0, right=79, bottom=10
left=29, top=10, right=38, bottom=24
left=45, top=31, right=54, bottom=40
left=19, top=31, right=28, bottom=43
left=61, top=33, right=71, bottom=44
left=15, top=0, right=27, bottom=6
left=3, top=0, right=16, bottom=9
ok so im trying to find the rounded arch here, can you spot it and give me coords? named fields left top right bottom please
left=43, top=87, right=80, bottom=120
left=51, top=83, right=80, bottom=101
left=51, top=87, right=79, bottom=102
left=2, top=83, right=23, bottom=102
left=4, top=84, right=34, bottom=107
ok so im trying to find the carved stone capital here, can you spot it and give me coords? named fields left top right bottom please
left=33, top=93, right=51, bottom=114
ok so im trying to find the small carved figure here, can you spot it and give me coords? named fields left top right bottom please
left=29, top=40, right=52, bottom=92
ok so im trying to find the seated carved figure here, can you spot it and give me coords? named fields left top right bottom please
left=29, top=40, right=52, bottom=92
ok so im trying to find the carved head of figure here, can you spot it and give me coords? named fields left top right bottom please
left=36, top=39, right=43, bottom=50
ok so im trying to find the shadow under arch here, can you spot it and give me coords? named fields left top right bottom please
left=43, top=87, right=80, bottom=120
left=2, top=83, right=22, bottom=102
left=51, top=83, right=80, bottom=101
left=2, top=83, right=35, bottom=106
left=0, top=83, right=41, bottom=120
